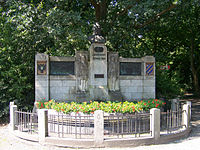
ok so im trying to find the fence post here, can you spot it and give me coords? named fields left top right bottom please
left=150, top=108, right=160, bottom=140
left=186, top=101, right=191, bottom=120
left=182, top=104, right=189, bottom=129
left=10, top=102, right=17, bottom=131
left=38, top=109, right=48, bottom=144
left=94, top=110, right=104, bottom=147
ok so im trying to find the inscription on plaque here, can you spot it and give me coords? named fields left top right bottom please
left=37, top=61, right=47, bottom=75
left=120, top=62, right=141, bottom=76
left=94, top=47, right=104, bottom=53
left=94, top=74, right=104, bottom=78
left=50, top=61, right=75, bottom=75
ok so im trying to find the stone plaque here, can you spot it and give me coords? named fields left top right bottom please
left=94, top=47, right=104, bottom=53
left=146, top=63, right=154, bottom=76
left=50, top=61, right=74, bottom=75
left=120, top=62, right=141, bottom=76
left=94, top=74, right=104, bottom=78
left=37, top=61, right=47, bottom=75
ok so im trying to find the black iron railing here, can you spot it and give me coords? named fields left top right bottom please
left=160, top=109, right=184, bottom=134
left=48, top=113, right=94, bottom=139
left=104, top=112, right=151, bottom=138
left=15, top=110, right=38, bottom=134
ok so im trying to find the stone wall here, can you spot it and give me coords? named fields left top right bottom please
left=35, top=51, right=155, bottom=102
left=119, top=56, right=155, bottom=100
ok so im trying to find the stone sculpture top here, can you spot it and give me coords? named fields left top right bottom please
left=88, top=22, right=106, bottom=44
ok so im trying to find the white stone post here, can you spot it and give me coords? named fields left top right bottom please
left=186, top=101, right=192, bottom=120
left=38, top=109, right=48, bottom=144
left=10, top=103, right=17, bottom=131
left=182, top=104, right=190, bottom=129
left=94, top=110, right=104, bottom=147
left=150, top=108, right=160, bottom=140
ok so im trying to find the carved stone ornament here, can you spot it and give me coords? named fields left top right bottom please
left=88, top=22, right=106, bottom=43
left=37, top=61, right=47, bottom=75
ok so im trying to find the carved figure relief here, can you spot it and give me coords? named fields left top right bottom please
left=75, top=52, right=89, bottom=92
left=108, top=53, right=119, bottom=91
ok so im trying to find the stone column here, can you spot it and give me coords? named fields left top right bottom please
left=143, top=56, right=155, bottom=99
left=182, top=104, right=190, bottom=129
left=35, top=53, right=49, bottom=101
left=10, top=103, right=17, bottom=131
left=38, top=109, right=48, bottom=144
left=150, top=108, right=160, bottom=140
left=94, top=110, right=104, bottom=147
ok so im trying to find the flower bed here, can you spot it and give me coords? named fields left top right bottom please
left=36, top=99, right=166, bottom=114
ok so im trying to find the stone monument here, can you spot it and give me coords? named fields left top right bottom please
left=35, top=23, right=155, bottom=102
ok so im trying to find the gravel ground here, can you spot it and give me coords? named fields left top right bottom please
left=1, top=99, right=199, bottom=150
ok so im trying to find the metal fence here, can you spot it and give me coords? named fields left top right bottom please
left=104, top=112, right=151, bottom=138
left=48, top=113, right=94, bottom=139
left=15, top=110, right=38, bottom=134
left=160, top=109, right=184, bottom=134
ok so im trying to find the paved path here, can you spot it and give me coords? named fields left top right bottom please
left=0, top=99, right=200, bottom=150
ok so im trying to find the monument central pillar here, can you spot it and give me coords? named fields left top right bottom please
left=89, top=43, right=109, bottom=100
left=88, top=22, right=109, bottom=100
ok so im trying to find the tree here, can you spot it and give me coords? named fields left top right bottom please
left=0, top=0, right=199, bottom=121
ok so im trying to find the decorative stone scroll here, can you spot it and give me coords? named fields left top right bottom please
left=75, top=51, right=89, bottom=92
left=108, top=52, right=119, bottom=91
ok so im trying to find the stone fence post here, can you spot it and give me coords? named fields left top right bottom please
left=186, top=101, right=192, bottom=120
left=94, top=110, right=104, bottom=147
left=10, top=102, right=17, bottom=131
left=150, top=108, right=160, bottom=140
left=182, top=104, right=190, bottom=129
left=38, top=109, right=48, bottom=144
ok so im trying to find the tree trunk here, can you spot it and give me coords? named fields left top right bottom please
left=190, top=37, right=200, bottom=95
left=90, top=0, right=108, bottom=22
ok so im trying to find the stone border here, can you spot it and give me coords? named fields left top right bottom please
left=10, top=126, right=191, bottom=148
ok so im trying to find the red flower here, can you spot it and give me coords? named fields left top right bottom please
left=113, top=109, right=116, bottom=112
left=41, top=103, right=44, bottom=108
left=152, top=101, right=155, bottom=104
left=148, top=101, right=150, bottom=103
left=61, top=109, right=64, bottom=112
left=144, top=103, right=146, bottom=106
left=156, top=104, right=159, bottom=107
